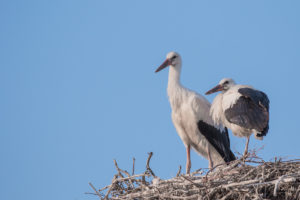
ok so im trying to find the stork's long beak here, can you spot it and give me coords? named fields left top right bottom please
left=205, top=84, right=224, bottom=95
left=155, top=59, right=171, bottom=73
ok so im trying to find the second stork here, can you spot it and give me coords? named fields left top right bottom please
left=206, top=78, right=270, bottom=157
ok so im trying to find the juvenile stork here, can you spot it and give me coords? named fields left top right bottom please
left=155, top=52, right=235, bottom=174
left=206, top=78, right=270, bottom=157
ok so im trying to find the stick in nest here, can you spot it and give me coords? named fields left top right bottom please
left=146, top=152, right=156, bottom=177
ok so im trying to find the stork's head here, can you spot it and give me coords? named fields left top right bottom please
left=205, top=78, right=236, bottom=95
left=155, top=52, right=181, bottom=73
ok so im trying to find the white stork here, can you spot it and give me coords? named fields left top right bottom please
left=205, top=78, right=270, bottom=157
left=155, top=52, right=235, bottom=174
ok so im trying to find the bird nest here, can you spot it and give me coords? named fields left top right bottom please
left=88, top=152, right=300, bottom=200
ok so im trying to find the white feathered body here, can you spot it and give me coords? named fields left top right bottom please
left=167, top=67, right=225, bottom=165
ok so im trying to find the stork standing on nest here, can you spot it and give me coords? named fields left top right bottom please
left=155, top=52, right=235, bottom=174
left=205, top=78, right=270, bottom=157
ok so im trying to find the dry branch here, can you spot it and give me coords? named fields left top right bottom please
left=132, top=157, right=135, bottom=176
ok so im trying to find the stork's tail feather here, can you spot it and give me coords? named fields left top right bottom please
left=227, top=150, right=236, bottom=163
left=255, top=124, right=269, bottom=140
left=197, top=120, right=236, bottom=164
left=261, top=124, right=269, bottom=136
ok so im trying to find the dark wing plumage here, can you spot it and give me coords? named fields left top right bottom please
left=225, top=87, right=269, bottom=136
left=239, top=88, right=269, bottom=111
left=197, top=120, right=235, bottom=163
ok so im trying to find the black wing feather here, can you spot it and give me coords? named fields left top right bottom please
left=197, top=121, right=236, bottom=163
left=225, top=88, right=269, bottom=136
left=238, top=88, right=269, bottom=111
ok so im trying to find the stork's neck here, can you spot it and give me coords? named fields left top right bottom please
left=167, top=65, right=185, bottom=111
left=167, top=65, right=182, bottom=93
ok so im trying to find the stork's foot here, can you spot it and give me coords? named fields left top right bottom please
left=242, top=152, right=249, bottom=161
left=241, top=150, right=250, bottom=164
left=243, top=150, right=249, bottom=158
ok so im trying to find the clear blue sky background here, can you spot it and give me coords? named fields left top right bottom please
left=1, top=1, right=300, bottom=200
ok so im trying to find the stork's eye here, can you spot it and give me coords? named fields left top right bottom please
left=172, top=55, right=177, bottom=59
left=224, top=81, right=229, bottom=85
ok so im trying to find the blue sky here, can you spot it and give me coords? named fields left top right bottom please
left=1, top=1, right=300, bottom=200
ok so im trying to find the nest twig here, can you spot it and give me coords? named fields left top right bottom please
left=88, top=151, right=300, bottom=200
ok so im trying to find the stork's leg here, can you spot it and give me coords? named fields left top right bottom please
left=243, top=136, right=250, bottom=158
left=186, top=145, right=191, bottom=174
left=207, top=145, right=213, bottom=170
